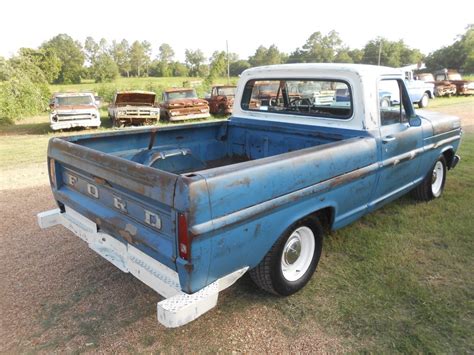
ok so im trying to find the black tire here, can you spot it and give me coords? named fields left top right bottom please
left=217, top=104, right=226, bottom=115
left=412, top=155, right=447, bottom=201
left=249, top=217, right=323, bottom=296
left=418, top=93, right=429, bottom=108
left=161, top=111, right=170, bottom=121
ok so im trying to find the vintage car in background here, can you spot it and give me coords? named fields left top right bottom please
left=205, top=85, right=236, bottom=115
left=416, top=73, right=457, bottom=97
left=38, top=64, right=461, bottom=328
left=434, top=69, right=474, bottom=96
left=108, top=91, right=160, bottom=127
left=160, top=88, right=210, bottom=121
left=49, top=92, right=101, bottom=131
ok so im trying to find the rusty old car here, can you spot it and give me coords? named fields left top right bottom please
left=434, top=69, right=474, bottom=96
left=416, top=73, right=456, bottom=97
left=160, top=88, right=210, bottom=121
left=108, top=91, right=160, bottom=127
left=205, top=85, right=236, bottom=115
left=49, top=92, right=101, bottom=131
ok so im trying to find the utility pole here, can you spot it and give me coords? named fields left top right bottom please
left=226, top=40, right=230, bottom=84
left=378, top=40, right=382, bottom=66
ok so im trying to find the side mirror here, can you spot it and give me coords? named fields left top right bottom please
left=409, top=115, right=421, bottom=127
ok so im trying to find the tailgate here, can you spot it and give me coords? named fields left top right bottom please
left=48, top=137, right=179, bottom=270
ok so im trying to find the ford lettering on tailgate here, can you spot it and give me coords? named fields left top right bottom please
left=62, top=169, right=168, bottom=235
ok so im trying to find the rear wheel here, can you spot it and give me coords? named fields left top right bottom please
left=250, top=217, right=323, bottom=296
left=412, top=155, right=446, bottom=201
left=112, top=119, right=124, bottom=128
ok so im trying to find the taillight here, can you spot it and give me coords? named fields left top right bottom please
left=178, top=213, right=191, bottom=260
left=49, top=158, right=56, bottom=188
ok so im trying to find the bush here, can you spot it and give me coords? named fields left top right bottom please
left=0, top=59, right=50, bottom=124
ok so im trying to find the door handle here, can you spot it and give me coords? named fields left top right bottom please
left=382, top=135, right=396, bottom=144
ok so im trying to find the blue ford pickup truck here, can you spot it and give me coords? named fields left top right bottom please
left=38, top=64, right=461, bottom=327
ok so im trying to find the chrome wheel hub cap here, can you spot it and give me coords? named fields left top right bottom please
left=284, top=237, right=301, bottom=265
left=281, top=226, right=315, bottom=282
left=431, top=161, right=444, bottom=197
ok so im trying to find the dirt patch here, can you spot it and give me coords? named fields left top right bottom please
left=0, top=163, right=49, bottom=190
left=0, top=186, right=344, bottom=353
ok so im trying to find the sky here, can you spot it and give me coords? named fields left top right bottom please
left=1, top=0, right=472, bottom=62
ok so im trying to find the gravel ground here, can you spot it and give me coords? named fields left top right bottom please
left=0, top=186, right=344, bottom=353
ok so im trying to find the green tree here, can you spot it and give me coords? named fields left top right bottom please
left=0, top=57, right=8, bottom=81
left=334, top=48, right=353, bottom=63
left=249, top=46, right=268, bottom=66
left=248, top=45, right=286, bottom=66
left=425, top=25, right=474, bottom=72
left=185, top=49, right=206, bottom=76
left=156, top=43, right=175, bottom=77
left=348, top=49, right=364, bottom=64
left=0, top=55, right=50, bottom=124
left=84, top=36, right=100, bottom=65
left=171, top=61, right=189, bottom=76
left=41, top=33, right=85, bottom=84
left=110, top=39, right=131, bottom=77
left=18, top=48, right=61, bottom=83
left=229, top=59, right=250, bottom=76
left=288, top=30, right=344, bottom=63
left=142, top=41, right=152, bottom=76
left=90, top=53, right=119, bottom=83
left=362, top=37, right=423, bottom=67
left=208, top=51, right=227, bottom=79
left=129, top=41, right=151, bottom=76
left=463, top=26, right=474, bottom=72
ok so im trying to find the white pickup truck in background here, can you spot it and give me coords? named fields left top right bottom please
left=400, top=65, right=435, bottom=108
left=49, top=92, right=101, bottom=131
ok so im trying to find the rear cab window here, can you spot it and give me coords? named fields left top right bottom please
left=240, top=79, right=353, bottom=119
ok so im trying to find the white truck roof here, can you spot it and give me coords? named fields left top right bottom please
left=233, top=63, right=403, bottom=130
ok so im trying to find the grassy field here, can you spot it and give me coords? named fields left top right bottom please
left=0, top=112, right=226, bottom=169
left=428, top=95, right=474, bottom=109
left=51, top=76, right=239, bottom=103
left=0, top=96, right=473, bottom=352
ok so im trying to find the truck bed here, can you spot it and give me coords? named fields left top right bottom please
left=64, top=118, right=361, bottom=175
left=47, top=117, right=374, bottom=293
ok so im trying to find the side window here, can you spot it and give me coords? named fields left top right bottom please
left=378, top=79, right=408, bottom=126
